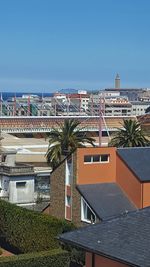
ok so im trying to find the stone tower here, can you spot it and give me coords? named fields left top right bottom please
left=115, top=73, right=120, bottom=89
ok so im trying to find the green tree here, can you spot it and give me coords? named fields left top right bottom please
left=46, top=118, right=95, bottom=169
left=109, top=119, right=149, bottom=147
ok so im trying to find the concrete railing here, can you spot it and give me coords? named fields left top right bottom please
left=0, top=164, right=34, bottom=174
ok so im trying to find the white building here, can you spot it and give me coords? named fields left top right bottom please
left=131, top=101, right=150, bottom=116
left=0, top=148, right=35, bottom=204
left=105, top=97, right=132, bottom=116
left=88, top=92, right=132, bottom=116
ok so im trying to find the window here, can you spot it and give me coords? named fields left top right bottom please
left=66, top=196, right=71, bottom=206
left=65, top=156, right=73, bottom=185
left=102, top=131, right=108, bottom=137
left=84, top=155, right=91, bottom=163
left=93, top=155, right=100, bottom=162
left=16, top=182, right=26, bottom=188
left=84, top=154, right=109, bottom=164
left=2, top=155, right=6, bottom=162
left=101, top=154, right=109, bottom=162
left=81, top=198, right=96, bottom=223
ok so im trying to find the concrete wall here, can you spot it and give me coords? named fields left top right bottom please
left=9, top=175, right=34, bottom=204
left=0, top=176, right=9, bottom=198
left=116, top=154, right=142, bottom=208
left=143, top=183, right=150, bottom=207
left=131, top=103, right=149, bottom=116
left=77, top=147, right=116, bottom=185
left=16, top=153, right=47, bottom=163
left=5, top=153, right=16, bottom=166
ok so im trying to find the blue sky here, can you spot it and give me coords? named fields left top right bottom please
left=0, top=0, right=150, bottom=92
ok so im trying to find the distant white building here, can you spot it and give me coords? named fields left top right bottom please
left=131, top=101, right=150, bottom=116
left=77, top=90, right=87, bottom=94
left=88, top=92, right=132, bottom=116
left=105, top=97, right=132, bottom=116
left=0, top=148, right=35, bottom=204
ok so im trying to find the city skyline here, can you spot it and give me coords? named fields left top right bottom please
left=0, top=0, right=150, bottom=92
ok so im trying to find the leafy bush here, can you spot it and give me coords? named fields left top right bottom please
left=62, top=243, right=85, bottom=266
left=0, top=200, right=75, bottom=253
left=0, top=248, right=70, bottom=267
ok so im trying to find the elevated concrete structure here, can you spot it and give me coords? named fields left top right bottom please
left=0, top=115, right=136, bottom=133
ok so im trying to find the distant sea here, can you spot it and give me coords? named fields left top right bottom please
left=1, top=92, right=54, bottom=101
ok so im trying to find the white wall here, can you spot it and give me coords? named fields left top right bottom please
left=0, top=175, right=9, bottom=198
left=9, top=176, right=34, bottom=204
left=5, top=153, right=16, bottom=166
left=131, top=103, right=149, bottom=116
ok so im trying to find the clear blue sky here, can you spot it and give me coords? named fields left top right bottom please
left=0, top=0, right=150, bottom=92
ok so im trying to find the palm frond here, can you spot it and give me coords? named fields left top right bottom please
left=109, top=119, right=149, bottom=148
left=46, top=118, right=95, bottom=169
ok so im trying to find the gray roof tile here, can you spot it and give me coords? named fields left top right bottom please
left=117, top=147, right=150, bottom=182
left=77, top=183, right=136, bottom=220
left=59, top=207, right=150, bottom=267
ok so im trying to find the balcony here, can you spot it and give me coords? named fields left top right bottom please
left=0, top=164, right=34, bottom=175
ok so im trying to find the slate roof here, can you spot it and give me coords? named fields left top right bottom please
left=77, top=183, right=136, bottom=220
left=117, top=147, right=150, bottom=182
left=59, top=207, right=150, bottom=267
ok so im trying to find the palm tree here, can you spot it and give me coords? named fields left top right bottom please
left=46, top=119, right=95, bottom=169
left=109, top=119, right=149, bottom=148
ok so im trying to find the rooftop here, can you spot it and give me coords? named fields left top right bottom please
left=0, top=164, right=34, bottom=176
left=77, top=183, right=136, bottom=220
left=59, top=207, right=150, bottom=267
left=0, top=133, right=48, bottom=163
left=117, top=147, right=150, bottom=182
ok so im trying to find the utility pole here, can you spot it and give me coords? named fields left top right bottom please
left=13, top=93, right=16, bottom=116
left=99, top=94, right=102, bottom=147
left=67, top=94, right=70, bottom=115
left=0, top=93, right=2, bottom=117
left=0, top=127, right=3, bottom=164
left=27, top=95, right=30, bottom=116
left=91, top=94, right=94, bottom=116
left=54, top=98, right=57, bottom=116
left=99, top=92, right=105, bottom=147
left=79, top=94, right=82, bottom=115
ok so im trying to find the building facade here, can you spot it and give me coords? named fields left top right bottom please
left=0, top=148, right=35, bottom=204
left=50, top=147, right=150, bottom=226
